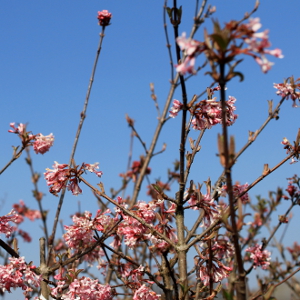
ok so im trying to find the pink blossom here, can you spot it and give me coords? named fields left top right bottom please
left=198, top=262, right=232, bottom=286
left=186, top=189, right=220, bottom=227
left=33, top=133, right=54, bottom=154
left=0, top=256, right=41, bottom=293
left=44, top=162, right=69, bottom=196
left=169, top=99, right=183, bottom=118
left=97, top=10, right=112, bottom=26
left=67, top=178, right=82, bottom=196
left=13, top=200, right=41, bottom=221
left=52, top=275, right=112, bottom=300
left=0, top=210, right=19, bottom=238
left=254, top=55, right=274, bottom=73
left=190, top=95, right=237, bottom=130
left=8, top=122, right=26, bottom=135
left=64, top=212, right=94, bottom=250
left=274, top=82, right=300, bottom=107
left=175, top=33, right=204, bottom=75
left=233, top=183, right=249, bottom=203
left=245, top=17, right=262, bottom=33
left=83, top=162, right=103, bottom=177
left=245, top=244, right=271, bottom=269
left=133, top=284, right=161, bottom=300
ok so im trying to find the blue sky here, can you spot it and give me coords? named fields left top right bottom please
left=0, top=0, right=299, bottom=298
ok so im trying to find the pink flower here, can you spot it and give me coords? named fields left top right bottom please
left=97, top=10, right=112, bottom=26
left=13, top=200, right=41, bottom=221
left=83, top=162, right=103, bottom=177
left=254, top=55, right=274, bottom=73
left=0, top=257, right=41, bottom=293
left=33, top=133, right=54, bottom=154
left=186, top=188, right=220, bottom=228
left=64, top=212, right=94, bottom=250
left=0, top=210, right=19, bottom=238
left=169, top=99, right=183, bottom=118
left=245, top=244, right=271, bottom=269
left=8, top=122, right=26, bottom=135
left=52, top=275, right=112, bottom=300
left=67, top=178, right=82, bottom=196
left=198, top=262, right=232, bottom=286
left=133, top=284, right=161, bottom=300
left=175, top=33, right=205, bottom=75
left=44, top=162, right=69, bottom=196
left=190, top=95, right=237, bottom=131
left=274, top=81, right=300, bottom=107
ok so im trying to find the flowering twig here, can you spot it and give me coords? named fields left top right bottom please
left=47, top=24, right=108, bottom=263
left=79, top=176, right=176, bottom=248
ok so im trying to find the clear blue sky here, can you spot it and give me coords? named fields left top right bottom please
left=0, top=1, right=299, bottom=298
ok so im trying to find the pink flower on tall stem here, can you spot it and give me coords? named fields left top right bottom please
left=97, top=10, right=112, bottom=26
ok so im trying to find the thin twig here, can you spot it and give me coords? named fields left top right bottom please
left=47, top=26, right=107, bottom=265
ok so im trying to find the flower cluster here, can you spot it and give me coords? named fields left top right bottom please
left=33, top=133, right=54, bottom=154
left=170, top=94, right=238, bottom=131
left=239, top=18, right=283, bottom=73
left=97, top=10, right=112, bottom=26
left=64, top=210, right=113, bottom=252
left=0, top=210, right=19, bottom=238
left=113, top=198, right=177, bottom=252
left=52, top=274, right=112, bottom=300
left=175, top=32, right=206, bottom=75
left=196, top=237, right=234, bottom=286
left=185, top=183, right=220, bottom=227
left=12, top=200, right=41, bottom=223
left=133, top=284, right=161, bottom=300
left=176, top=18, right=283, bottom=75
left=44, top=162, right=102, bottom=196
left=8, top=123, right=54, bottom=155
left=169, top=100, right=183, bottom=118
left=245, top=244, right=271, bottom=269
left=274, top=76, right=300, bottom=107
left=0, top=256, right=42, bottom=294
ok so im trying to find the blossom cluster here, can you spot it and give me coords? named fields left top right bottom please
left=8, top=123, right=54, bottom=155
left=13, top=200, right=41, bottom=223
left=0, top=210, right=19, bottom=238
left=222, top=182, right=250, bottom=204
left=64, top=210, right=113, bottom=251
left=97, top=10, right=112, bottom=26
left=44, top=162, right=102, bottom=196
left=245, top=244, right=271, bottom=269
left=274, top=80, right=300, bottom=107
left=112, top=197, right=177, bottom=253
left=51, top=275, right=112, bottom=300
left=176, top=18, right=283, bottom=75
left=197, top=237, right=234, bottom=286
left=185, top=184, right=220, bottom=227
left=169, top=94, right=238, bottom=130
left=0, top=256, right=41, bottom=295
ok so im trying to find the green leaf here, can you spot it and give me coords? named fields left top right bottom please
left=210, top=33, right=228, bottom=51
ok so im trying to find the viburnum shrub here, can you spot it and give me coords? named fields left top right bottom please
left=1, top=4, right=300, bottom=300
